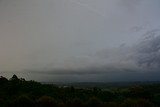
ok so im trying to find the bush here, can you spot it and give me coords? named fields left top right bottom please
left=0, top=98, right=5, bottom=107
left=86, top=97, right=102, bottom=107
left=36, top=96, right=57, bottom=107
left=8, top=95, right=34, bottom=107
left=66, top=98, right=83, bottom=107
left=121, top=99, right=154, bottom=107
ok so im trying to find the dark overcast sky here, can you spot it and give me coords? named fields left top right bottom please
left=0, top=0, right=160, bottom=82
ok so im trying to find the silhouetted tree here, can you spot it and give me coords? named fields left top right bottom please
left=10, top=74, right=19, bottom=81
left=0, top=76, right=8, bottom=85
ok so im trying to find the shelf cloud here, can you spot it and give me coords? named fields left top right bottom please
left=0, top=0, right=160, bottom=82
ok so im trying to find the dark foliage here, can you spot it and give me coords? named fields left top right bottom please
left=0, top=75, right=160, bottom=107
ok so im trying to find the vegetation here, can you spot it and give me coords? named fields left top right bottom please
left=0, top=75, right=160, bottom=107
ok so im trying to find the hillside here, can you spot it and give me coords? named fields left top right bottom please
left=0, top=75, right=160, bottom=107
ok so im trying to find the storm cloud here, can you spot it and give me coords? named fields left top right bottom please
left=0, top=0, right=160, bottom=82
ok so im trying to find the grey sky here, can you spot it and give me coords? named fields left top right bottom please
left=0, top=0, right=160, bottom=82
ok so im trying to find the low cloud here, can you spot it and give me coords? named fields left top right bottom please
left=22, top=29, right=160, bottom=76
left=91, top=29, right=160, bottom=73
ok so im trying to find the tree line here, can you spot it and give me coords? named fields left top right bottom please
left=0, top=75, right=160, bottom=107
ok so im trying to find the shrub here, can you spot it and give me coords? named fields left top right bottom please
left=8, top=95, right=34, bottom=107
left=121, top=99, right=154, bottom=107
left=86, top=97, right=102, bottom=107
left=36, top=96, right=57, bottom=107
